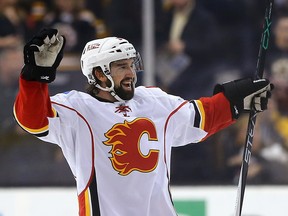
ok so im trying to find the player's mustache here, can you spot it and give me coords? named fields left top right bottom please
left=121, top=78, right=134, bottom=84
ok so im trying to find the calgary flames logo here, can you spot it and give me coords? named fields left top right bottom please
left=103, top=118, right=159, bottom=176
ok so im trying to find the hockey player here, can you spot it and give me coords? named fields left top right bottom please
left=13, top=28, right=272, bottom=216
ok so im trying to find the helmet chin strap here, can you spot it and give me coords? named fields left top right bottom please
left=109, top=90, right=125, bottom=103
left=94, top=75, right=125, bottom=103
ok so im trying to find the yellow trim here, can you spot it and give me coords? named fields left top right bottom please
left=52, top=107, right=57, bottom=117
left=85, top=189, right=91, bottom=215
left=13, top=104, right=50, bottom=134
left=196, top=100, right=205, bottom=130
left=21, top=123, right=48, bottom=134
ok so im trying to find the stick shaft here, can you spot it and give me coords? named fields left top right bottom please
left=234, top=1, right=274, bottom=215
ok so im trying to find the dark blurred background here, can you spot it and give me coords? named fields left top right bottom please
left=1, top=0, right=288, bottom=187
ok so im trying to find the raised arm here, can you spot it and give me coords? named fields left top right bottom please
left=13, top=28, right=65, bottom=136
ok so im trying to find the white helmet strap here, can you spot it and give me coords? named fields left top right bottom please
left=109, top=90, right=125, bottom=103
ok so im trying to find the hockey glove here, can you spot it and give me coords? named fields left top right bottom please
left=213, top=78, right=273, bottom=119
left=21, top=28, right=66, bottom=83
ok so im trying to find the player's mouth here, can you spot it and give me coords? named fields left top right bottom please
left=121, top=80, right=133, bottom=91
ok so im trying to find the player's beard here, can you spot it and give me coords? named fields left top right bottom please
left=113, top=79, right=135, bottom=101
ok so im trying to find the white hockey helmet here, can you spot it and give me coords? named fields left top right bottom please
left=80, top=37, right=143, bottom=101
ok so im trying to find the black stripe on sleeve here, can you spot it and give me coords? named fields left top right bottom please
left=34, top=131, right=49, bottom=137
left=190, top=101, right=201, bottom=128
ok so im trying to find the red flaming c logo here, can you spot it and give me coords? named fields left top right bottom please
left=103, top=118, right=159, bottom=176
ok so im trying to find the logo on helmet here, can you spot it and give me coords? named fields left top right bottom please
left=103, top=118, right=159, bottom=175
left=87, top=43, right=100, bottom=51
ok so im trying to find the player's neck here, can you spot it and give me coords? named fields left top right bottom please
left=96, top=90, right=117, bottom=103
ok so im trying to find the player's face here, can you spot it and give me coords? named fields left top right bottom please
left=110, top=59, right=136, bottom=100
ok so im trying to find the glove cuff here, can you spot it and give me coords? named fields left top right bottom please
left=213, top=79, right=251, bottom=119
left=21, top=64, right=56, bottom=83
left=214, top=78, right=271, bottom=119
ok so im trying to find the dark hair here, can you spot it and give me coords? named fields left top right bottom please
left=86, top=83, right=99, bottom=98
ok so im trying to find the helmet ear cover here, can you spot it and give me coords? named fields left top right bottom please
left=93, top=66, right=113, bottom=88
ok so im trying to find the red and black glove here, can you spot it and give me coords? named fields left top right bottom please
left=21, top=28, right=66, bottom=83
left=214, top=78, right=273, bottom=119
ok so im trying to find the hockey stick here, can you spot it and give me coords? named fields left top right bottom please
left=234, top=1, right=274, bottom=216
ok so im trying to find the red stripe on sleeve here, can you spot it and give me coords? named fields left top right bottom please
left=199, top=92, right=235, bottom=140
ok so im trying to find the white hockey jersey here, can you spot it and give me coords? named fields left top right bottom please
left=14, top=78, right=233, bottom=216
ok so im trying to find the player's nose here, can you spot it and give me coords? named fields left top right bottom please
left=126, top=67, right=135, bottom=77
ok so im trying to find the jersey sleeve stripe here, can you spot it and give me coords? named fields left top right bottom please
left=190, top=101, right=200, bottom=128
left=190, top=100, right=205, bottom=130
left=13, top=105, right=57, bottom=136
left=51, top=107, right=57, bottom=117
left=196, top=100, right=205, bottom=130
